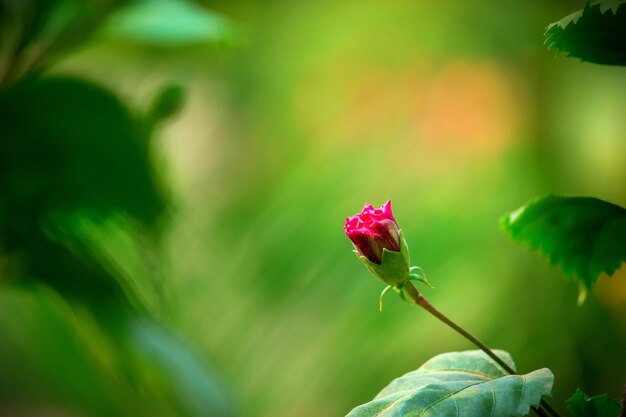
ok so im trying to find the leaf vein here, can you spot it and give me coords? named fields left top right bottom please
left=373, top=390, right=416, bottom=417
left=419, top=368, right=496, bottom=380
left=418, top=382, right=483, bottom=417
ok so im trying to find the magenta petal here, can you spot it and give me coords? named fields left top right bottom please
left=382, top=200, right=395, bottom=221
left=347, top=228, right=383, bottom=264
left=344, top=200, right=400, bottom=264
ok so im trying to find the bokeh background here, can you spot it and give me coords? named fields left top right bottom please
left=1, top=1, right=625, bottom=416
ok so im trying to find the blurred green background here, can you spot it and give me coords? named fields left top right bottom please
left=1, top=1, right=625, bottom=416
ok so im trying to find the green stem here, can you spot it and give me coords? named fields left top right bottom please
left=540, top=399, right=561, bottom=417
left=402, top=282, right=561, bottom=417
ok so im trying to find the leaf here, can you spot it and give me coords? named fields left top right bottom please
left=148, top=83, right=186, bottom=122
left=346, top=350, right=553, bottom=417
left=545, top=0, right=626, bottom=65
left=101, top=0, right=236, bottom=47
left=501, top=195, right=626, bottom=293
left=0, top=76, right=166, bottom=306
left=0, top=76, right=165, bottom=224
left=566, top=388, right=621, bottom=417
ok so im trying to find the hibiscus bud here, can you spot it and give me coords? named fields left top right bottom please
left=345, top=200, right=399, bottom=263
left=344, top=200, right=410, bottom=286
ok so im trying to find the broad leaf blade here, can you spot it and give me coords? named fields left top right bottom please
left=545, top=0, right=626, bottom=65
left=0, top=76, right=165, bottom=224
left=567, top=388, right=621, bottom=417
left=501, top=195, right=626, bottom=291
left=346, top=350, right=553, bottom=417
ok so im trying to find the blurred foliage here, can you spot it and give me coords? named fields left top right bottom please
left=0, top=76, right=163, bottom=306
left=0, top=0, right=130, bottom=86
left=566, top=389, right=622, bottom=417
left=0, top=75, right=233, bottom=414
left=148, top=82, right=186, bottom=123
left=101, top=0, right=236, bottom=47
left=501, top=195, right=626, bottom=301
left=0, top=284, right=232, bottom=417
left=0, top=1, right=234, bottom=416
left=545, top=0, right=626, bottom=65
left=347, top=350, right=553, bottom=417
left=0, top=1, right=625, bottom=417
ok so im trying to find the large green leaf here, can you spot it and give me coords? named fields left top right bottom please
left=545, top=0, right=626, bottom=65
left=0, top=76, right=165, bottom=224
left=501, top=195, right=626, bottom=296
left=0, top=76, right=166, bottom=307
left=566, top=388, right=621, bottom=417
left=346, top=350, right=553, bottom=417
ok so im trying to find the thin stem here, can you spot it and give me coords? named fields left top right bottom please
left=403, top=282, right=514, bottom=372
left=532, top=405, right=550, bottom=417
left=402, top=282, right=561, bottom=417
left=539, top=399, right=561, bottom=417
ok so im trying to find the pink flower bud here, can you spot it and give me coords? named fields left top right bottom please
left=344, top=200, right=401, bottom=264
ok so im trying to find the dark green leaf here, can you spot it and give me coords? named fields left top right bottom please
left=0, top=76, right=165, bottom=306
left=346, top=350, right=553, bottom=417
left=0, top=78, right=164, bottom=224
left=567, top=388, right=621, bottom=417
left=501, top=195, right=626, bottom=294
left=0, top=76, right=164, bottom=230
left=148, top=83, right=186, bottom=122
left=545, top=0, right=626, bottom=65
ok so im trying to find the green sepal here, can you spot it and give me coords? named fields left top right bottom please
left=410, top=265, right=425, bottom=275
left=409, top=266, right=433, bottom=288
left=355, top=230, right=410, bottom=286
left=409, top=273, right=434, bottom=289
left=396, top=283, right=408, bottom=300
left=379, top=285, right=393, bottom=311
